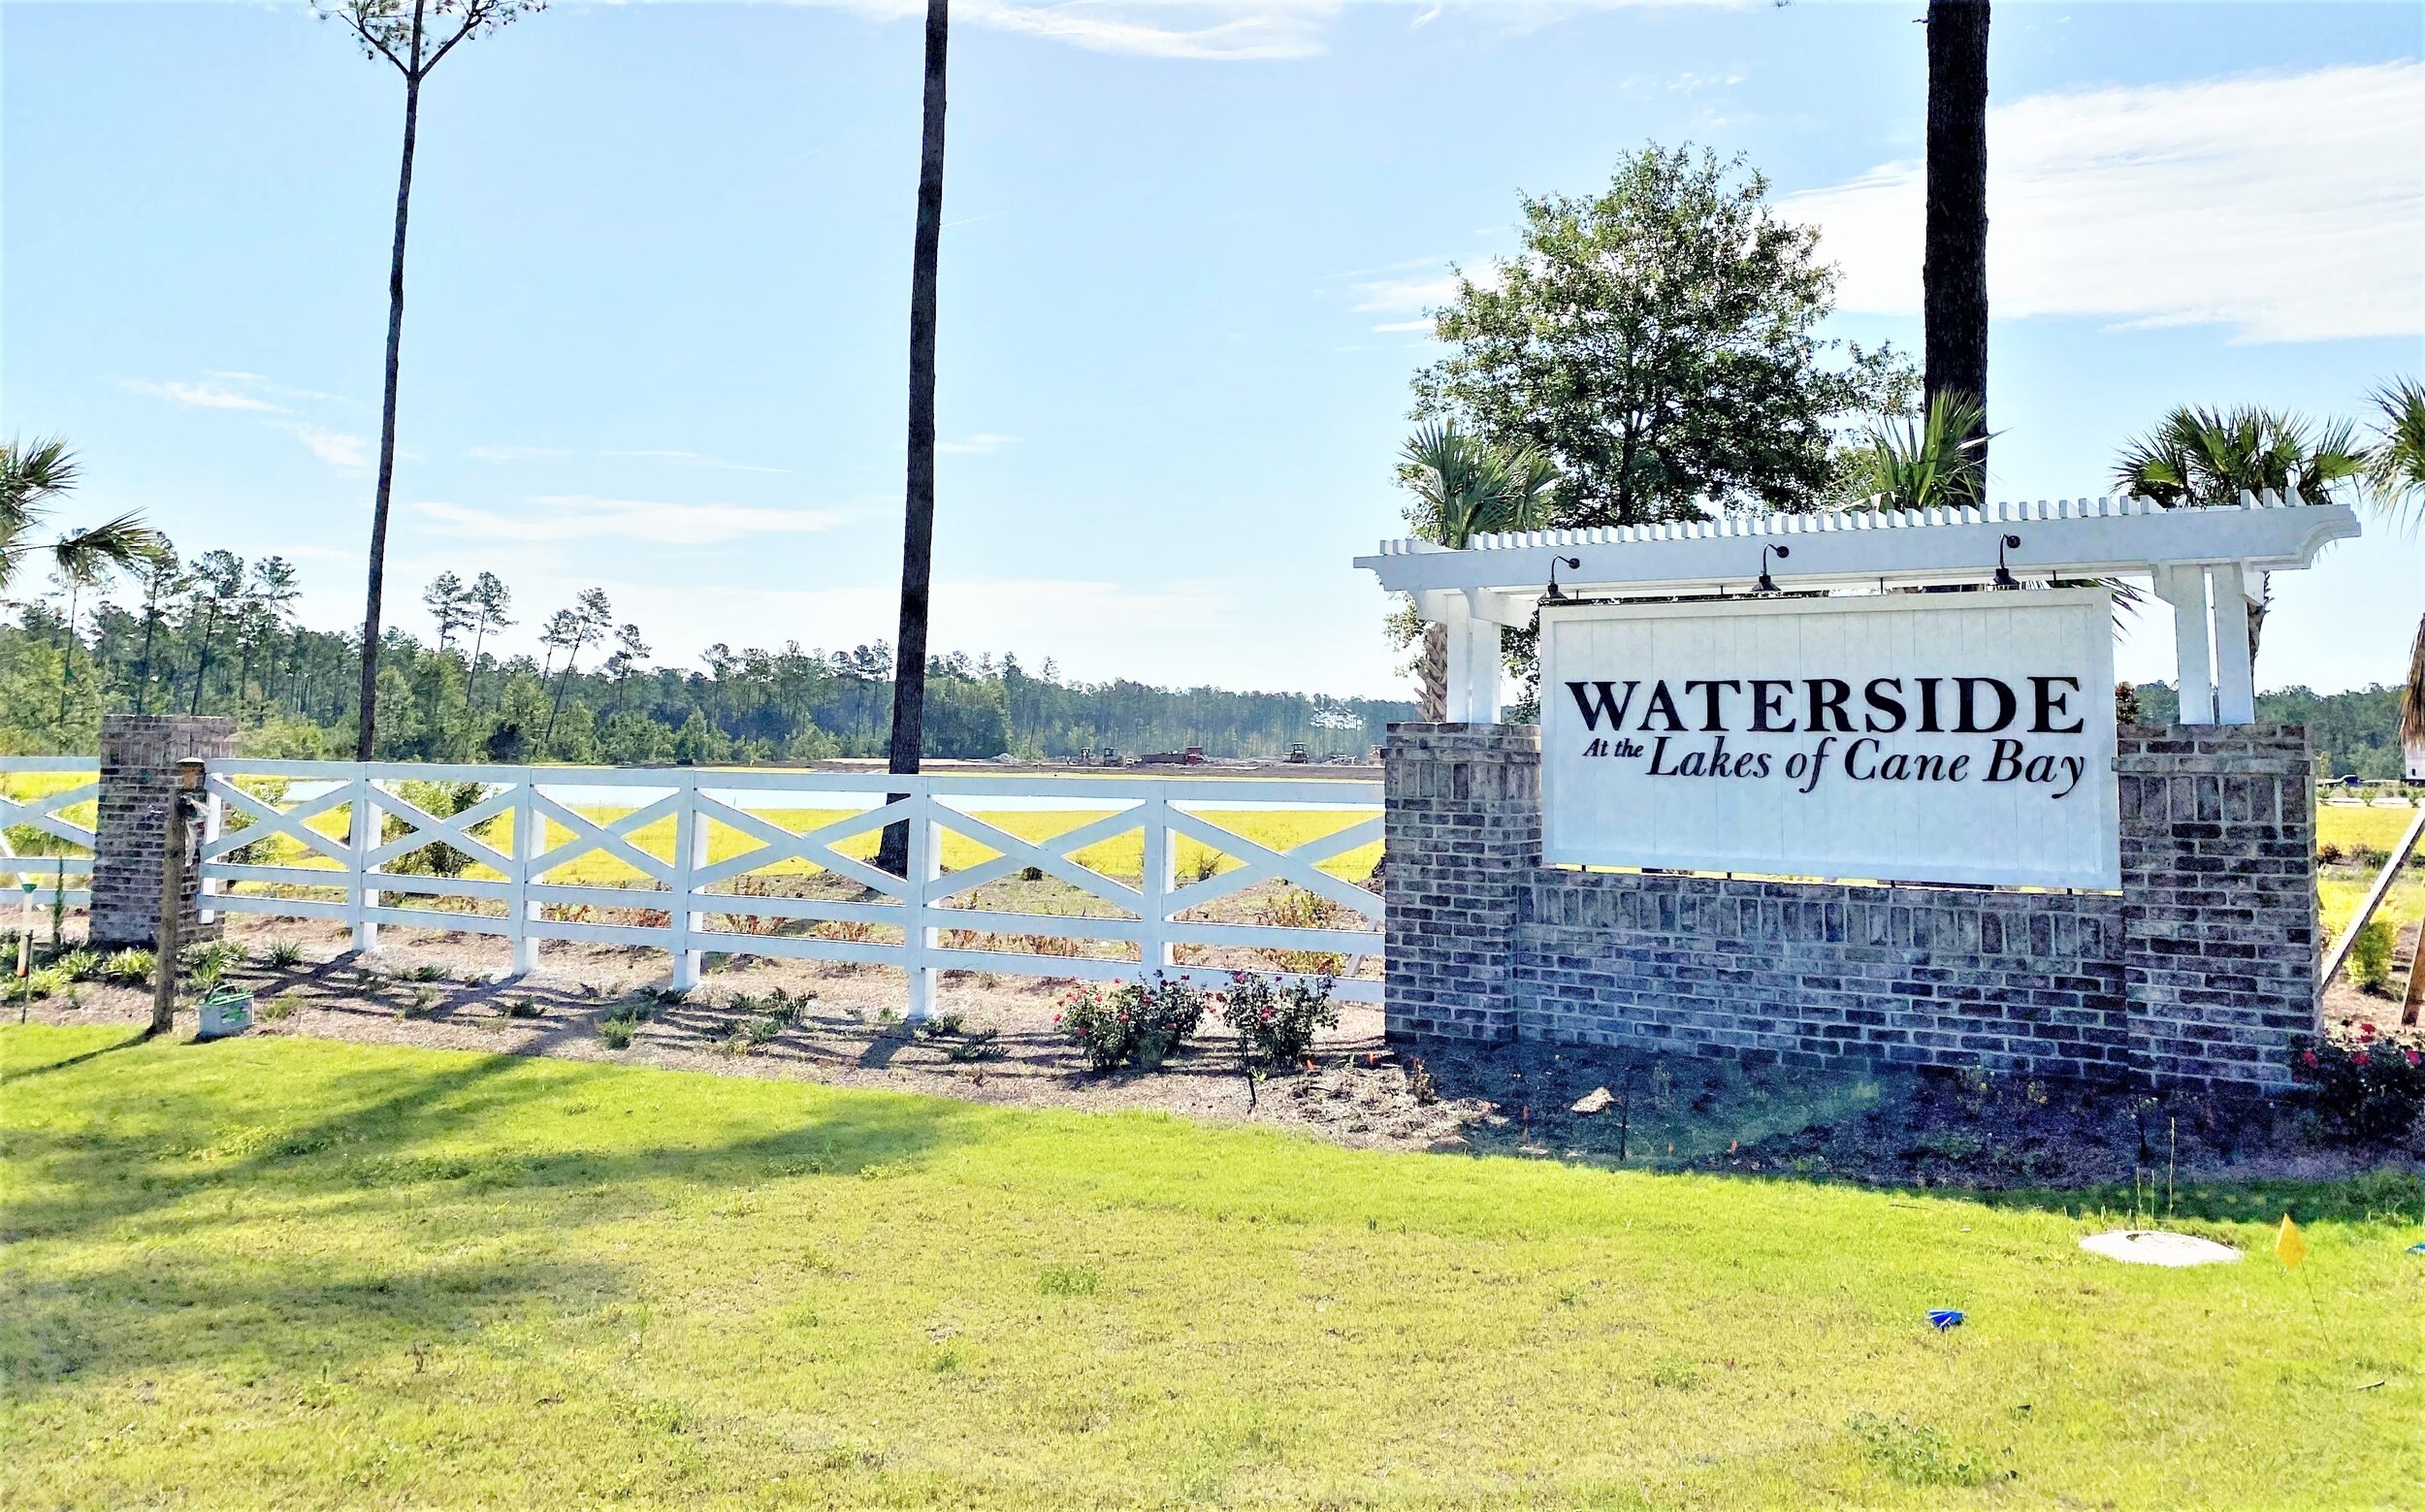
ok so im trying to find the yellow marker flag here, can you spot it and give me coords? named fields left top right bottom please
left=2276, top=1214, right=2307, bottom=1271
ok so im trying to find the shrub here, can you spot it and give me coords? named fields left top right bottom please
left=503, top=996, right=543, bottom=1019
left=100, top=949, right=156, bottom=984
left=2295, top=1023, right=2425, bottom=1143
left=1056, top=974, right=1211, bottom=1072
left=258, top=992, right=305, bottom=1022
left=53, top=949, right=101, bottom=982
left=405, top=963, right=445, bottom=983
left=2316, top=842, right=2345, bottom=866
left=1218, top=972, right=1340, bottom=1070
left=2348, top=921, right=2395, bottom=995
left=264, top=939, right=307, bottom=970
left=383, top=780, right=492, bottom=878
left=598, top=1010, right=645, bottom=1050
left=16, top=965, right=71, bottom=1001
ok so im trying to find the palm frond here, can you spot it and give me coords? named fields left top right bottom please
left=2362, top=375, right=2425, bottom=535
left=49, top=513, right=167, bottom=582
left=1843, top=391, right=1986, bottom=513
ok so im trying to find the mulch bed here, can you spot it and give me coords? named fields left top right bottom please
left=19, top=913, right=2420, bottom=1191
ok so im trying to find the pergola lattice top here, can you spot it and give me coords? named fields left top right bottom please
left=1355, top=490, right=2363, bottom=726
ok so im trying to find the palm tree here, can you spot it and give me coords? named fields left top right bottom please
left=2116, top=405, right=2368, bottom=665
left=1399, top=422, right=1555, bottom=720
left=2361, top=376, right=2425, bottom=768
left=1, top=436, right=162, bottom=600
left=878, top=0, right=950, bottom=876
left=1924, top=0, right=1990, bottom=485
left=1838, top=391, right=1988, bottom=513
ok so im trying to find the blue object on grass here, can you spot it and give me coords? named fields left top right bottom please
left=2408, top=1242, right=2425, bottom=1256
left=1928, top=1309, right=1964, bottom=1331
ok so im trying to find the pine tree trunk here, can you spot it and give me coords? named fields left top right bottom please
left=358, top=69, right=422, bottom=761
left=879, top=0, right=950, bottom=877
left=1419, top=622, right=1447, bottom=723
left=1924, top=0, right=1990, bottom=479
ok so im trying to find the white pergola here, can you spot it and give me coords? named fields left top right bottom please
left=1357, top=491, right=2362, bottom=724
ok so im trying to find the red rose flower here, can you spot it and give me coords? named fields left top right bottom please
left=2302, top=1050, right=2319, bottom=1066
left=2351, top=1051, right=2371, bottom=1068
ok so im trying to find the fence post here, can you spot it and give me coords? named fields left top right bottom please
left=149, top=758, right=203, bottom=1036
left=510, top=770, right=541, bottom=975
left=1140, top=792, right=1172, bottom=976
left=669, top=770, right=703, bottom=992
left=348, top=773, right=379, bottom=954
left=903, top=788, right=935, bottom=1022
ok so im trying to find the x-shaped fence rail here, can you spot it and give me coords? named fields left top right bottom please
left=196, top=761, right=1384, bottom=1009
left=0, top=758, right=99, bottom=904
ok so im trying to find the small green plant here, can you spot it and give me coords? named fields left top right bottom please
left=1217, top=972, right=1340, bottom=1071
left=2348, top=920, right=2395, bottom=995
left=53, top=949, right=101, bottom=982
left=100, top=948, right=156, bottom=984
left=946, top=1028, right=999, bottom=1062
left=503, top=996, right=543, bottom=1020
left=264, top=940, right=307, bottom=970
left=1846, top=1414, right=2001, bottom=1488
left=258, top=992, right=305, bottom=1022
left=17, top=965, right=71, bottom=1001
left=922, top=1010, right=967, bottom=1038
left=598, top=1013, right=643, bottom=1049
left=1038, top=1265, right=1099, bottom=1297
left=405, top=963, right=445, bottom=983
left=402, top=985, right=438, bottom=1017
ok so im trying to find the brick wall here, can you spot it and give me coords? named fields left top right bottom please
left=2117, top=724, right=2317, bottom=1089
left=90, top=716, right=236, bottom=949
left=1382, top=724, right=1539, bottom=1039
left=1516, top=873, right=2129, bottom=1077
left=1384, top=721, right=2319, bottom=1090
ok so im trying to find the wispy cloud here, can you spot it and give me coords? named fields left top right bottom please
left=122, top=378, right=288, bottom=413
left=125, top=371, right=371, bottom=468
left=1783, top=61, right=2425, bottom=344
left=280, top=423, right=371, bottom=470
left=601, top=448, right=791, bottom=474
left=952, top=0, right=1338, bottom=61
left=938, top=433, right=1020, bottom=456
left=416, top=496, right=848, bottom=545
left=470, top=444, right=574, bottom=463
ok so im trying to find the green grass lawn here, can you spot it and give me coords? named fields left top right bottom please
left=5, top=1027, right=2420, bottom=1509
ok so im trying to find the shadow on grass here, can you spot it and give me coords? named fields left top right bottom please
left=3, top=1034, right=983, bottom=1246
left=0, top=1026, right=153, bottom=1085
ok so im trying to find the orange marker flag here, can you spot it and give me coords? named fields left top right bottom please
left=2275, top=1214, right=2307, bottom=1271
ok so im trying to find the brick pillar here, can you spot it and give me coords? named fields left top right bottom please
left=1383, top=723, right=1539, bottom=1041
left=91, top=716, right=237, bottom=949
left=2118, top=724, right=2319, bottom=1090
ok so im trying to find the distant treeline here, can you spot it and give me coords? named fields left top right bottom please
left=0, top=549, right=1410, bottom=762
left=2128, top=682, right=2410, bottom=778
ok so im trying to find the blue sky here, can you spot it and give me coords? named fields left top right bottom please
left=6, top=0, right=2420, bottom=699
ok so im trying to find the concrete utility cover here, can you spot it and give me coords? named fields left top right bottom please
left=2080, top=1230, right=2241, bottom=1267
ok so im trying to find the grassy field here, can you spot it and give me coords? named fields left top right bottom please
left=2317, top=805, right=2425, bottom=939
left=4, top=1026, right=2420, bottom=1509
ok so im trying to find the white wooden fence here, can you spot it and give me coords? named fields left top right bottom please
left=0, top=757, right=99, bottom=907
left=195, top=760, right=1384, bottom=1011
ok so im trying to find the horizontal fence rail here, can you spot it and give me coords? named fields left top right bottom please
left=0, top=757, right=100, bottom=908
left=196, top=760, right=1385, bottom=1010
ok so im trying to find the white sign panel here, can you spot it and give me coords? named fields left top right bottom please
left=1539, top=590, right=2119, bottom=889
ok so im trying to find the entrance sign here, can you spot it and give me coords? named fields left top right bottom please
left=1539, top=590, right=2119, bottom=889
